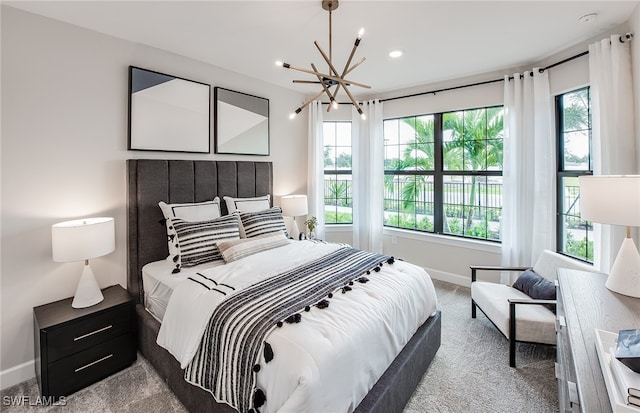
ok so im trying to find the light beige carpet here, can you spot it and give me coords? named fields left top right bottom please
left=1, top=280, right=557, bottom=413
left=403, top=280, right=558, bottom=413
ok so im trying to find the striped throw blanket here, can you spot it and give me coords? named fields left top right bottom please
left=184, top=246, right=391, bottom=412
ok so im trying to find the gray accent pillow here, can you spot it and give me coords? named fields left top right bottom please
left=512, top=269, right=556, bottom=312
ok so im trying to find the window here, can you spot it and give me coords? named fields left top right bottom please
left=556, top=87, right=593, bottom=262
left=323, top=121, right=353, bottom=224
left=384, top=106, right=504, bottom=241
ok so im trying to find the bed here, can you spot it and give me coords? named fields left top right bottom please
left=127, top=159, right=441, bottom=413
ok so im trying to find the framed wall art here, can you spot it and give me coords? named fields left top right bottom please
left=128, top=66, right=211, bottom=153
left=214, top=87, right=269, bottom=155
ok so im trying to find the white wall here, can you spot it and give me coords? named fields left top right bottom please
left=0, top=6, right=308, bottom=388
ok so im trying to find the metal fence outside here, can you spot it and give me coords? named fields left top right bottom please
left=323, top=178, right=503, bottom=208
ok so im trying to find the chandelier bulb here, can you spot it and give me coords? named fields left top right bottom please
left=358, top=28, right=365, bottom=39
left=332, top=100, right=339, bottom=109
left=289, top=107, right=302, bottom=120
left=275, top=61, right=283, bottom=67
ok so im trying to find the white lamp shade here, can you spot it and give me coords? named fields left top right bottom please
left=280, top=195, right=308, bottom=217
left=52, top=217, right=115, bottom=262
left=578, top=175, right=640, bottom=226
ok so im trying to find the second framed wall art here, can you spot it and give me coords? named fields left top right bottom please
left=214, top=87, right=270, bottom=155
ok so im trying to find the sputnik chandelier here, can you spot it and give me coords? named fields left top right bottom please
left=276, top=0, right=370, bottom=120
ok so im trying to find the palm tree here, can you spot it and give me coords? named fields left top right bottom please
left=443, top=108, right=503, bottom=230
left=561, top=89, right=590, bottom=166
left=562, top=89, right=589, bottom=131
left=384, top=117, right=435, bottom=221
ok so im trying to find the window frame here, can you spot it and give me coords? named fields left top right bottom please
left=383, top=105, right=504, bottom=242
left=555, top=86, right=593, bottom=263
left=323, top=121, right=353, bottom=225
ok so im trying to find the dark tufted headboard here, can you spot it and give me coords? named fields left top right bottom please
left=126, top=159, right=273, bottom=304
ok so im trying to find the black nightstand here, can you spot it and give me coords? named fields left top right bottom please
left=33, top=284, right=136, bottom=398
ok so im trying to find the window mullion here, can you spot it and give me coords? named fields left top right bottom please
left=434, top=113, right=444, bottom=234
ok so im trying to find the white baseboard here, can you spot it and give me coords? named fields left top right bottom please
left=0, top=359, right=35, bottom=390
left=424, top=267, right=470, bottom=287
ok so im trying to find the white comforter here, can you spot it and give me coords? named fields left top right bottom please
left=157, top=241, right=438, bottom=413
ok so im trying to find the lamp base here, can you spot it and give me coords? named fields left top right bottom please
left=72, top=263, right=104, bottom=308
left=606, top=237, right=640, bottom=298
left=289, top=219, right=301, bottom=240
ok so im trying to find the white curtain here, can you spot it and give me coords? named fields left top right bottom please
left=307, top=101, right=325, bottom=240
left=501, top=70, right=555, bottom=282
left=352, top=100, right=384, bottom=252
left=589, top=35, right=637, bottom=272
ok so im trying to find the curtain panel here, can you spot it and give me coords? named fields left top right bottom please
left=352, top=100, right=384, bottom=253
left=307, top=101, right=326, bottom=240
left=501, top=70, right=555, bottom=282
left=589, top=35, right=637, bottom=272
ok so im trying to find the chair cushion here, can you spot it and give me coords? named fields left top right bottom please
left=532, top=249, right=596, bottom=281
left=471, top=282, right=557, bottom=345
left=512, top=269, right=556, bottom=312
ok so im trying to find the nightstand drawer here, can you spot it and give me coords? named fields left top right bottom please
left=46, top=304, right=132, bottom=362
left=47, top=333, right=135, bottom=397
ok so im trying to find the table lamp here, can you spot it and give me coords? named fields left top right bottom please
left=280, top=195, right=308, bottom=240
left=52, top=217, right=115, bottom=308
left=579, top=175, right=640, bottom=298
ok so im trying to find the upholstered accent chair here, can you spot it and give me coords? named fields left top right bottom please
left=470, top=250, right=597, bottom=367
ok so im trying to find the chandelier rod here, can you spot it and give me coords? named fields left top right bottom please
left=329, top=8, right=332, bottom=68
left=281, top=62, right=371, bottom=89
left=328, top=32, right=364, bottom=112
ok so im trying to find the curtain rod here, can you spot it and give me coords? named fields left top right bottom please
left=368, top=32, right=633, bottom=104
left=377, top=49, right=588, bottom=103
left=321, top=32, right=633, bottom=105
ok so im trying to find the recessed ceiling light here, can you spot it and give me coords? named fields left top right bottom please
left=389, top=50, right=403, bottom=58
left=578, top=13, right=598, bottom=23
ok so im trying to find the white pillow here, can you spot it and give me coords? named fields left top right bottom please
left=159, top=198, right=221, bottom=260
left=223, top=195, right=270, bottom=214
left=217, top=231, right=290, bottom=263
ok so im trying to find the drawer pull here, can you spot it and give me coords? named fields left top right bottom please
left=557, top=315, right=566, bottom=329
left=75, top=354, right=113, bottom=372
left=554, top=362, right=562, bottom=380
left=74, top=325, right=112, bottom=341
left=567, top=380, right=580, bottom=406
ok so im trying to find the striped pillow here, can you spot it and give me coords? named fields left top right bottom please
left=239, top=207, right=288, bottom=238
left=217, top=231, right=290, bottom=263
left=171, top=214, right=240, bottom=272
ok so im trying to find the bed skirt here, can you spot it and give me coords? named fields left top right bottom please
left=136, top=304, right=441, bottom=413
